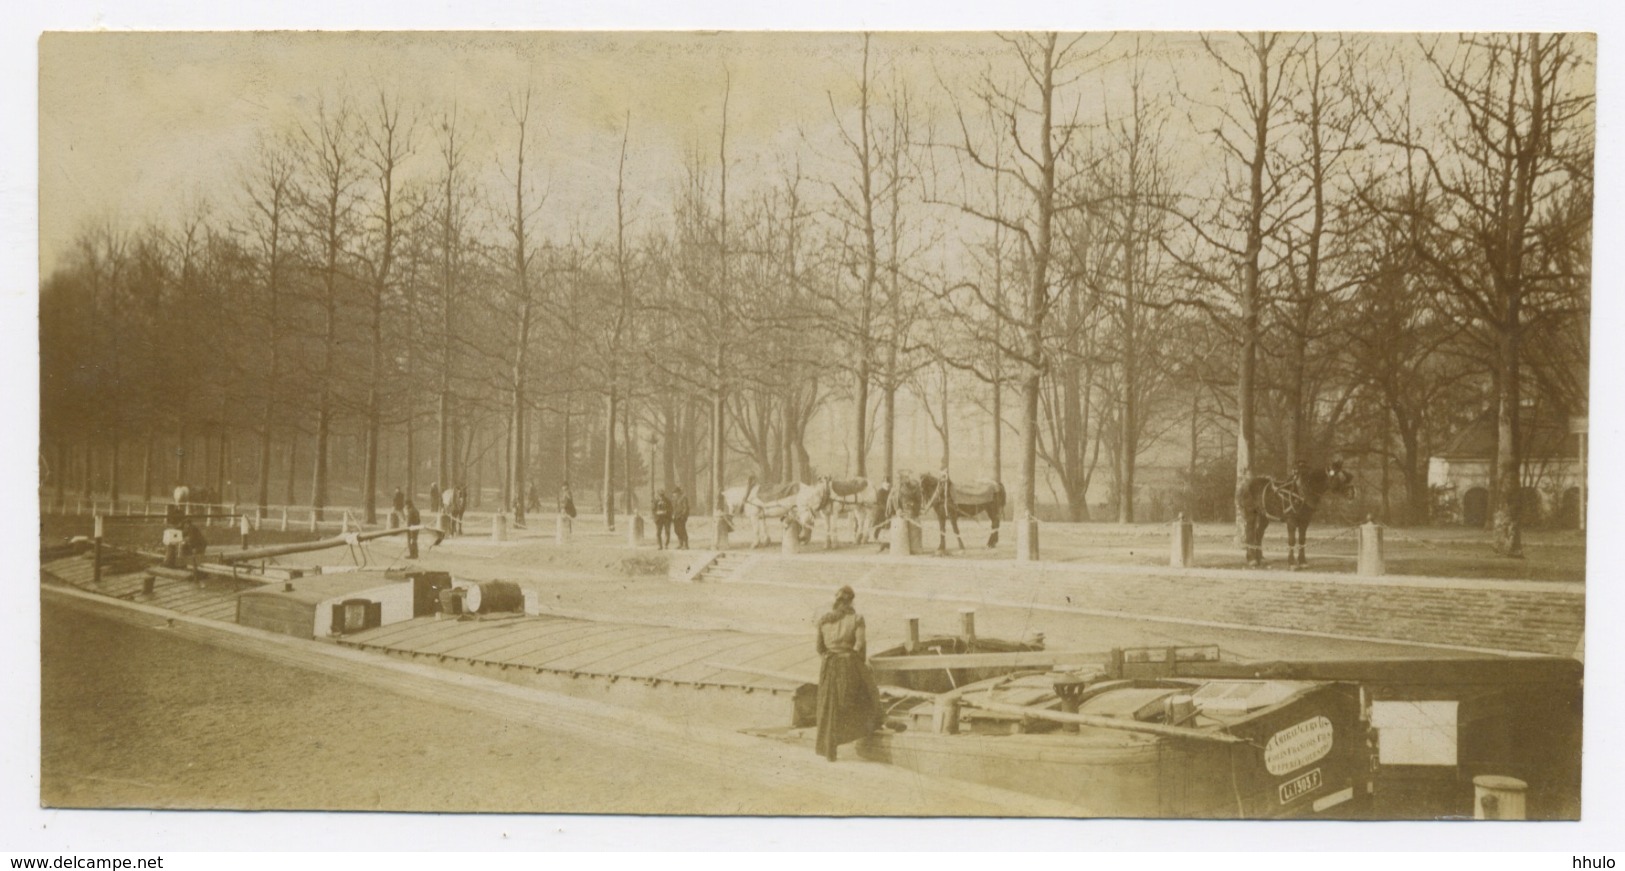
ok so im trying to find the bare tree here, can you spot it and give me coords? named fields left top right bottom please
left=1371, top=34, right=1593, bottom=555
left=499, top=89, right=546, bottom=524
left=946, top=33, right=1109, bottom=555
left=238, top=135, right=299, bottom=517
left=357, top=91, right=416, bottom=524
left=295, top=100, right=362, bottom=520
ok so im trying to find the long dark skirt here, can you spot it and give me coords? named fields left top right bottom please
left=815, top=652, right=882, bottom=759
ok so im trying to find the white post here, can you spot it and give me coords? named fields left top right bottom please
left=627, top=514, right=645, bottom=548
left=281, top=507, right=289, bottom=532
left=959, top=608, right=977, bottom=643
left=492, top=513, right=509, bottom=542
left=556, top=515, right=572, bottom=545
left=1171, top=513, right=1195, bottom=568
left=712, top=514, right=731, bottom=550
left=1015, top=515, right=1040, bottom=563
left=889, top=516, right=915, bottom=558
left=1358, top=518, right=1386, bottom=577
left=781, top=518, right=802, bottom=555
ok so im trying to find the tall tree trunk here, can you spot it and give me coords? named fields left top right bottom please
left=364, top=336, right=380, bottom=524
left=1188, top=390, right=1201, bottom=519
left=1117, top=304, right=1137, bottom=524
left=1492, top=329, right=1523, bottom=556
left=175, top=423, right=188, bottom=489
left=1234, top=36, right=1271, bottom=540
left=284, top=433, right=297, bottom=507
left=603, top=389, right=618, bottom=530
left=561, top=401, right=572, bottom=488
left=142, top=433, right=154, bottom=506
left=939, top=361, right=951, bottom=472
left=109, top=437, right=121, bottom=503
left=623, top=402, right=635, bottom=514
left=215, top=429, right=227, bottom=503
left=1014, top=36, right=1060, bottom=558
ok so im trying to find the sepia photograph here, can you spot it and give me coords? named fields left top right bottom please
left=27, top=19, right=1601, bottom=842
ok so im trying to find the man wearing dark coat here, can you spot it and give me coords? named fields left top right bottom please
left=670, top=486, right=690, bottom=549
left=559, top=484, right=577, bottom=520
left=405, top=500, right=421, bottom=559
left=652, top=490, right=673, bottom=550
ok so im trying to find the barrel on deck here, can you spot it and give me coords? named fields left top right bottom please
left=462, top=580, right=524, bottom=614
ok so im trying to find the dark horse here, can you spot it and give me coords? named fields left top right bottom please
left=1238, top=460, right=1354, bottom=568
left=918, top=472, right=1006, bottom=553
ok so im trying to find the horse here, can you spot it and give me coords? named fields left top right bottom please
left=720, top=478, right=830, bottom=548
left=440, top=486, right=467, bottom=535
left=824, top=477, right=883, bottom=544
left=1238, top=460, right=1354, bottom=569
left=918, top=472, right=1006, bottom=553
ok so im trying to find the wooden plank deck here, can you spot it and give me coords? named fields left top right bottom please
left=42, top=553, right=264, bottom=621
left=43, top=553, right=825, bottom=691
left=339, top=614, right=820, bottom=690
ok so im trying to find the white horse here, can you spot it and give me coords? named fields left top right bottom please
left=720, top=479, right=830, bottom=548
left=440, top=486, right=465, bottom=534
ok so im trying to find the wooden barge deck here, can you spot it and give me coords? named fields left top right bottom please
left=336, top=613, right=817, bottom=693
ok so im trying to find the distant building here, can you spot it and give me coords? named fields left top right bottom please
left=1427, top=409, right=1586, bottom=529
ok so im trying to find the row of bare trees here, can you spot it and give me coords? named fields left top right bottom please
left=41, top=33, right=1590, bottom=554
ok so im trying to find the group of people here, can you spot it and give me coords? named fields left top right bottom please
left=649, top=487, right=691, bottom=550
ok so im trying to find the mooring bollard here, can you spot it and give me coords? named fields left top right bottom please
left=1171, top=513, right=1195, bottom=568
left=1473, top=775, right=1528, bottom=820
left=889, top=516, right=915, bottom=558
left=712, top=514, right=731, bottom=550
left=556, top=515, right=572, bottom=545
left=627, top=514, right=644, bottom=548
left=1015, top=515, right=1040, bottom=562
left=240, top=514, right=251, bottom=550
left=959, top=608, right=977, bottom=643
left=280, top=507, right=289, bottom=532
left=1358, top=517, right=1386, bottom=577
left=492, top=513, right=509, bottom=542
left=781, top=517, right=802, bottom=555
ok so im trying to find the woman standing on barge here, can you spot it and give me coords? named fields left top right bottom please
left=815, top=585, right=882, bottom=761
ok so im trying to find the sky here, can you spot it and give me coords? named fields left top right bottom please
left=38, top=31, right=1012, bottom=272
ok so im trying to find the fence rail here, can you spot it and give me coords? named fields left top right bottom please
left=38, top=494, right=640, bottom=537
